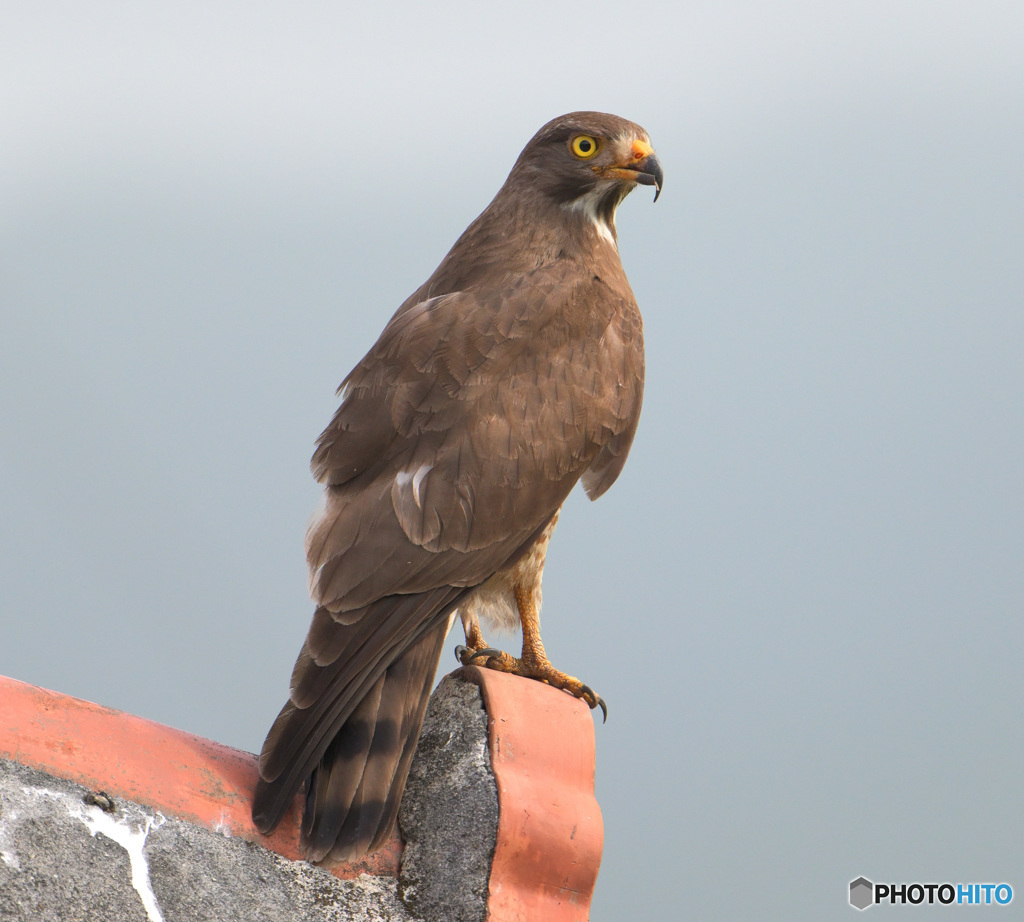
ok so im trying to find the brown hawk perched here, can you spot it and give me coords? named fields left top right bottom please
left=252, top=111, right=662, bottom=861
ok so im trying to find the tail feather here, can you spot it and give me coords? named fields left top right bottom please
left=252, top=588, right=462, bottom=858
left=365, top=643, right=443, bottom=854
left=355, top=621, right=447, bottom=856
left=302, top=672, right=386, bottom=860
left=302, top=620, right=449, bottom=861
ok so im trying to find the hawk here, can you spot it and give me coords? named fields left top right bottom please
left=252, top=111, right=662, bottom=861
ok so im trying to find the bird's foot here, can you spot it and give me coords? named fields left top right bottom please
left=456, top=645, right=607, bottom=721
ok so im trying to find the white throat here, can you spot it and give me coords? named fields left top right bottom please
left=565, top=185, right=618, bottom=247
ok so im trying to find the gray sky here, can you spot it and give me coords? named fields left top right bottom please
left=2, top=2, right=1022, bottom=918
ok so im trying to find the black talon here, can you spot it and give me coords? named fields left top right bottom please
left=455, top=645, right=503, bottom=665
left=580, top=685, right=608, bottom=723
left=468, top=647, right=503, bottom=662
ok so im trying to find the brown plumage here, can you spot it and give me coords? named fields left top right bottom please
left=252, top=111, right=662, bottom=861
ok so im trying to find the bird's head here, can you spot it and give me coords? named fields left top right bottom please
left=507, top=111, right=663, bottom=236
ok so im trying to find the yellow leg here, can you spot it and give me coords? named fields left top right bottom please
left=460, top=583, right=606, bottom=718
left=456, top=616, right=490, bottom=665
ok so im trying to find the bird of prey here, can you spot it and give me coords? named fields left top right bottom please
left=252, top=111, right=662, bottom=862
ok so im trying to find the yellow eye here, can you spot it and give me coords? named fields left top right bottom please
left=570, top=135, right=600, bottom=159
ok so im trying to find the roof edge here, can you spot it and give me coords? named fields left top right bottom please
left=0, top=673, right=400, bottom=879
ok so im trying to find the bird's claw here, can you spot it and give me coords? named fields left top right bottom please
left=468, top=647, right=502, bottom=662
left=455, top=645, right=504, bottom=666
left=580, top=684, right=608, bottom=723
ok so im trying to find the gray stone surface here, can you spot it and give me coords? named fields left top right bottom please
left=399, top=674, right=496, bottom=922
left=0, top=759, right=411, bottom=922
left=0, top=673, right=499, bottom=922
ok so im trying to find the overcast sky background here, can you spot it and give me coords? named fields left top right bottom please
left=2, top=3, right=1022, bottom=918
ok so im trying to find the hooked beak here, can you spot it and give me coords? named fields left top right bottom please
left=601, top=138, right=664, bottom=201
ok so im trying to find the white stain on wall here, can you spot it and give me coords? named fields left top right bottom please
left=18, top=786, right=167, bottom=922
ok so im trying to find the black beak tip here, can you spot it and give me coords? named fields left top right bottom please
left=646, top=153, right=664, bottom=203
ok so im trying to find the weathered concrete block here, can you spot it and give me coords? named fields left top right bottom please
left=400, top=674, right=497, bottom=921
